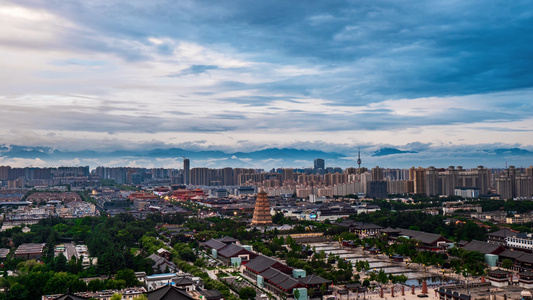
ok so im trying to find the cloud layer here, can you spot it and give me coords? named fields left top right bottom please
left=1, top=0, right=532, bottom=166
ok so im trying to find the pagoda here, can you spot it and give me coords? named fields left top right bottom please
left=251, top=190, right=272, bottom=226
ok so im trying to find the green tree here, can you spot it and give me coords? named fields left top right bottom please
left=320, top=283, right=327, bottom=294
left=502, top=259, right=514, bottom=269
left=5, top=283, right=29, bottom=300
left=238, top=287, right=256, bottom=300
left=106, top=279, right=127, bottom=290
left=88, top=279, right=107, bottom=292
left=111, top=293, right=122, bottom=300
left=294, top=289, right=301, bottom=300
left=377, top=269, right=388, bottom=284
left=54, top=253, right=68, bottom=272
left=43, top=272, right=87, bottom=295
left=116, top=269, right=139, bottom=287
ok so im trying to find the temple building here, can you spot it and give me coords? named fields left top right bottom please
left=487, top=269, right=511, bottom=287
left=251, top=190, right=272, bottom=226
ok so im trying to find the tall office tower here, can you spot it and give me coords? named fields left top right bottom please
left=371, top=166, right=384, bottom=181
left=425, top=166, right=439, bottom=196
left=251, top=190, right=272, bottom=226
left=409, top=167, right=426, bottom=195
left=183, top=159, right=190, bottom=185
left=314, top=158, right=325, bottom=173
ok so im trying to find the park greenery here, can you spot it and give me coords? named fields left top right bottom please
left=1, top=193, right=527, bottom=299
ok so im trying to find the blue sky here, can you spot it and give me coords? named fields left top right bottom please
left=0, top=0, right=532, bottom=168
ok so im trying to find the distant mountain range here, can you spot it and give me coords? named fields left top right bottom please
left=0, top=144, right=532, bottom=169
left=0, top=145, right=346, bottom=160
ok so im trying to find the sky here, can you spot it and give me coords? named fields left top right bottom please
left=1, top=0, right=533, bottom=168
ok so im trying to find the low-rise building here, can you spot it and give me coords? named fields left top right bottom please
left=15, top=243, right=45, bottom=260
left=506, top=234, right=533, bottom=251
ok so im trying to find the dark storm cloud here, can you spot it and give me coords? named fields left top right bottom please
left=15, top=0, right=533, bottom=103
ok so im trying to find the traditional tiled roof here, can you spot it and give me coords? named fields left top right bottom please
left=148, top=254, right=177, bottom=273
left=53, top=294, right=91, bottom=300
left=337, top=220, right=362, bottom=228
left=203, top=239, right=227, bottom=251
left=487, top=228, right=517, bottom=238
left=345, top=283, right=361, bottom=289
left=278, top=277, right=301, bottom=290
left=173, top=277, right=195, bottom=286
left=0, top=248, right=9, bottom=259
left=269, top=272, right=292, bottom=285
left=245, top=255, right=282, bottom=273
left=199, top=290, right=223, bottom=300
left=517, top=253, right=533, bottom=264
left=518, top=270, right=533, bottom=277
left=397, top=228, right=449, bottom=245
left=381, top=227, right=401, bottom=233
left=298, top=274, right=332, bottom=285
left=259, top=268, right=282, bottom=279
left=498, top=249, right=526, bottom=260
left=462, top=240, right=505, bottom=255
left=147, top=285, right=195, bottom=300
left=352, top=223, right=382, bottom=230
left=489, top=268, right=511, bottom=275
left=457, top=240, right=469, bottom=247
left=217, top=243, right=253, bottom=258
left=216, top=236, right=239, bottom=244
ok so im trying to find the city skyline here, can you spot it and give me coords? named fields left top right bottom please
left=1, top=1, right=533, bottom=168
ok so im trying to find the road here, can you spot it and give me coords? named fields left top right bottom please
left=65, top=243, right=77, bottom=260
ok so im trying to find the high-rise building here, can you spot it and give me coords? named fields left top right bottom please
left=222, top=167, right=233, bottom=186
left=251, top=190, right=272, bottom=226
left=281, top=168, right=294, bottom=184
left=425, top=166, right=439, bottom=196
left=496, top=166, right=532, bottom=199
left=366, top=181, right=388, bottom=199
left=183, top=159, right=190, bottom=185
left=0, top=166, right=11, bottom=181
left=410, top=167, right=426, bottom=195
left=371, top=166, right=383, bottom=181
left=191, top=167, right=206, bottom=186
left=314, top=159, right=325, bottom=173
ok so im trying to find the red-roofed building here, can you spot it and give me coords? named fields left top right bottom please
left=171, top=189, right=206, bottom=201
left=128, top=192, right=159, bottom=200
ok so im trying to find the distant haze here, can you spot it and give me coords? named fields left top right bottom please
left=0, top=144, right=532, bottom=170
left=1, top=1, right=532, bottom=164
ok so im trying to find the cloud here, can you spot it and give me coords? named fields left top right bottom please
left=0, top=0, right=532, bottom=158
left=168, top=65, right=219, bottom=77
